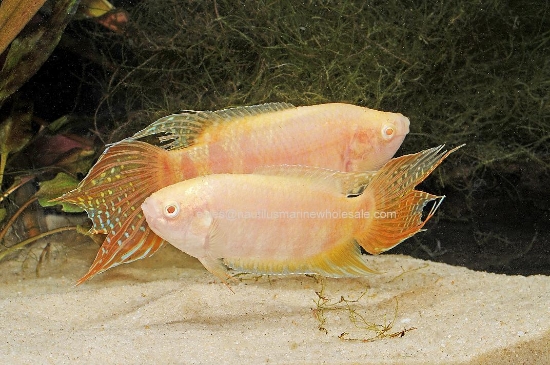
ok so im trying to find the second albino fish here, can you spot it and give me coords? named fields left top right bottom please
left=55, top=103, right=410, bottom=283
left=141, top=145, right=461, bottom=282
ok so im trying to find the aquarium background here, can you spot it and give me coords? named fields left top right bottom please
left=0, top=0, right=548, bottom=275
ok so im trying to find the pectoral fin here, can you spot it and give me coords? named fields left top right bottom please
left=197, top=257, right=233, bottom=284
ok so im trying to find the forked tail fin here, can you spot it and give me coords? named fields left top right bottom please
left=356, top=145, right=463, bottom=254
left=52, top=141, right=182, bottom=284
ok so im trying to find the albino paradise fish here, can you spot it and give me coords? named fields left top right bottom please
left=55, top=103, right=410, bottom=284
left=141, top=145, right=462, bottom=282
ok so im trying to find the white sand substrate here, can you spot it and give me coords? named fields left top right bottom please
left=0, top=240, right=548, bottom=364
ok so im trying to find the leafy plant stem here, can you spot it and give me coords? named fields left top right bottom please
left=0, top=152, right=6, bottom=187
left=0, top=195, right=37, bottom=243
left=0, top=225, right=79, bottom=262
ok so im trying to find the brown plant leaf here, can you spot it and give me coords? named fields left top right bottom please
left=0, top=0, right=81, bottom=104
left=0, top=99, right=34, bottom=186
left=0, top=0, right=48, bottom=55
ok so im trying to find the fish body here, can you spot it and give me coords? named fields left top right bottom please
left=156, top=102, right=410, bottom=175
left=56, top=103, right=410, bottom=283
left=141, top=145, right=461, bottom=281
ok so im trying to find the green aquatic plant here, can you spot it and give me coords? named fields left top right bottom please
left=0, top=0, right=124, bottom=268
left=311, top=279, right=416, bottom=341
left=83, top=0, right=548, bottom=213
left=0, top=104, right=95, bottom=268
left=0, top=171, right=90, bottom=265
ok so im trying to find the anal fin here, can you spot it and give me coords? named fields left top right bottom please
left=223, top=239, right=377, bottom=278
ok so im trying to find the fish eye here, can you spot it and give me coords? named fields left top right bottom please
left=382, top=125, right=395, bottom=140
left=164, top=202, right=180, bottom=218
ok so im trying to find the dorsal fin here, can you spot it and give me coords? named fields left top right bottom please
left=126, top=102, right=295, bottom=150
left=253, top=165, right=375, bottom=196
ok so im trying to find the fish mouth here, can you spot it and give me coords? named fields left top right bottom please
left=397, top=114, right=410, bottom=136
left=141, top=197, right=162, bottom=232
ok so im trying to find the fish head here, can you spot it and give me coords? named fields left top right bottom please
left=353, top=110, right=410, bottom=170
left=141, top=182, right=213, bottom=258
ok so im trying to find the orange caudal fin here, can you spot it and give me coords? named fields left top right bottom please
left=356, top=145, right=463, bottom=254
left=52, top=140, right=183, bottom=283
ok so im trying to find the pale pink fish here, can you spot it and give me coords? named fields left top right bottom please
left=141, top=145, right=461, bottom=282
left=56, top=102, right=410, bottom=283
